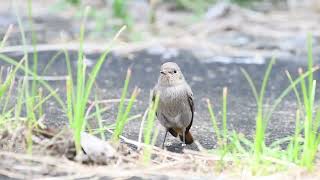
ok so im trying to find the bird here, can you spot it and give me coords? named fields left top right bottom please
left=152, top=62, right=194, bottom=149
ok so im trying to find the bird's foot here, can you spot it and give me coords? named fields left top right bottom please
left=181, top=143, right=186, bottom=147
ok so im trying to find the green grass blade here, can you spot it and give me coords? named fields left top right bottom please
left=307, top=33, right=313, bottom=98
left=259, top=57, right=275, bottom=106
left=0, top=24, right=13, bottom=49
left=144, top=93, right=160, bottom=145
left=15, top=79, right=24, bottom=120
left=0, top=69, right=14, bottom=98
left=269, top=137, right=292, bottom=149
left=66, top=76, right=73, bottom=125
left=231, top=131, right=247, bottom=154
left=63, top=49, right=75, bottom=106
left=151, top=126, right=160, bottom=146
left=206, top=99, right=221, bottom=142
left=42, top=50, right=63, bottom=74
left=32, top=89, right=59, bottom=111
left=291, top=109, right=302, bottom=162
left=222, top=87, right=228, bottom=150
left=264, top=67, right=318, bottom=126
left=143, top=93, right=160, bottom=164
left=123, top=88, right=140, bottom=124
left=285, top=71, right=302, bottom=111
left=27, top=0, right=38, bottom=99
left=0, top=54, right=67, bottom=111
left=112, top=68, right=131, bottom=141
left=240, top=68, right=259, bottom=104
left=1, top=68, right=15, bottom=114
left=83, top=26, right=126, bottom=105
left=313, top=107, right=320, bottom=136
left=113, top=87, right=140, bottom=139
left=0, top=59, right=23, bottom=113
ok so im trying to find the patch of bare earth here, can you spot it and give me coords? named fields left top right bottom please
left=0, top=122, right=319, bottom=179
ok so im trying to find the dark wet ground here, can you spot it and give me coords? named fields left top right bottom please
left=2, top=49, right=320, bottom=152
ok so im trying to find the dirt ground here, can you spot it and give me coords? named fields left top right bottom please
left=3, top=47, right=318, bottom=151
left=1, top=0, right=320, bottom=179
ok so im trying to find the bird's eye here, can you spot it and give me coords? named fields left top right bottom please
left=173, top=70, right=177, bottom=73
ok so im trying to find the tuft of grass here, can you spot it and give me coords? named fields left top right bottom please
left=0, top=1, right=128, bottom=155
left=112, top=68, right=140, bottom=141
left=69, top=6, right=90, bottom=153
left=241, top=57, right=275, bottom=162
left=14, top=3, right=40, bottom=149
left=207, top=87, right=230, bottom=164
left=63, top=6, right=126, bottom=153
left=205, top=34, right=319, bottom=174
left=298, top=33, right=320, bottom=170
left=0, top=54, right=67, bottom=112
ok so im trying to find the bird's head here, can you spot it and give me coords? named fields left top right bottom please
left=158, top=62, right=185, bottom=86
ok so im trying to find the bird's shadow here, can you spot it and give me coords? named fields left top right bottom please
left=165, top=142, right=199, bottom=153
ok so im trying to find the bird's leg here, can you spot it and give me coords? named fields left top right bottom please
left=182, top=128, right=186, bottom=147
left=162, top=130, right=168, bottom=149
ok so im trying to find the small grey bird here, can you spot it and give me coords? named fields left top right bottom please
left=153, top=62, right=194, bottom=148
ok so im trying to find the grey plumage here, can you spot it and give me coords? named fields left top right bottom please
left=153, top=62, right=194, bottom=148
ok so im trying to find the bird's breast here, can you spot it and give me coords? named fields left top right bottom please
left=158, top=85, right=188, bottom=117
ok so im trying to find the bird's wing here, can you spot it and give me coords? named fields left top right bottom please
left=186, top=91, right=194, bottom=132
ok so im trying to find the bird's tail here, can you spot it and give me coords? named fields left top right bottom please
left=179, top=131, right=194, bottom=144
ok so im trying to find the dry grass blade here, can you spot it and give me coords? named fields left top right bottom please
left=138, top=107, right=149, bottom=150
left=17, top=76, right=69, bottom=81
left=90, top=98, right=134, bottom=104
left=0, top=24, right=13, bottom=49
